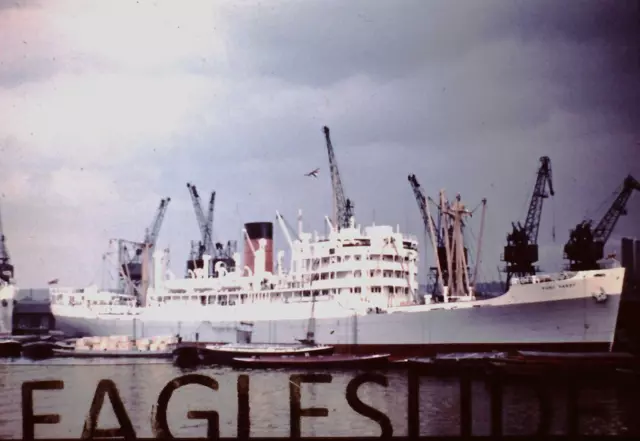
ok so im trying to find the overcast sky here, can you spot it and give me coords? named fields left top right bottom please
left=1, top=0, right=639, bottom=288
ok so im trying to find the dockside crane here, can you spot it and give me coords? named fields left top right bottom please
left=117, top=197, right=171, bottom=299
left=502, top=156, right=554, bottom=289
left=564, top=174, right=640, bottom=271
left=323, top=126, right=355, bottom=230
left=186, top=183, right=236, bottom=277
left=0, top=205, right=14, bottom=285
left=187, top=183, right=215, bottom=259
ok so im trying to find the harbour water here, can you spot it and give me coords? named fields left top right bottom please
left=0, top=358, right=638, bottom=438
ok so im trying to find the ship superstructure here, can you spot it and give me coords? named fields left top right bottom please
left=50, top=210, right=420, bottom=321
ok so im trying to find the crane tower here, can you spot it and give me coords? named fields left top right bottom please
left=185, top=183, right=237, bottom=277
left=502, top=156, right=554, bottom=289
left=323, top=126, right=354, bottom=230
left=564, top=174, right=640, bottom=271
left=116, top=197, right=171, bottom=300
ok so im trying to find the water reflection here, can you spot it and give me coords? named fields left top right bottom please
left=0, top=359, right=638, bottom=438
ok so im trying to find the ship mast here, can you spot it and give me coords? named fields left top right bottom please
left=438, top=191, right=482, bottom=302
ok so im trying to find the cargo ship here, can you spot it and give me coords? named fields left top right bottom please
left=48, top=188, right=626, bottom=358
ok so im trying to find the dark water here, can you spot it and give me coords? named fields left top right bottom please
left=0, top=358, right=639, bottom=439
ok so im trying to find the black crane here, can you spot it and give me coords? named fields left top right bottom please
left=117, top=197, right=171, bottom=298
left=0, top=205, right=14, bottom=285
left=186, top=183, right=236, bottom=277
left=502, top=156, right=554, bottom=289
left=323, top=126, right=354, bottom=230
left=564, top=174, right=640, bottom=271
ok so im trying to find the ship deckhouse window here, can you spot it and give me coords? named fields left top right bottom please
left=355, top=255, right=361, bottom=261
left=594, top=273, right=606, bottom=278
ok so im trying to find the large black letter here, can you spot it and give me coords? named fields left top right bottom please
left=152, top=374, right=219, bottom=439
left=22, top=380, right=63, bottom=440
left=289, top=373, right=331, bottom=439
left=237, top=374, right=250, bottom=440
left=81, top=379, right=136, bottom=440
left=346, top=373, right=393, bottom=437
left=485, top=367, right=552, bottom=436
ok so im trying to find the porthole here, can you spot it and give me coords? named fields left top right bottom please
left=1, top=299, right=7, bottom=307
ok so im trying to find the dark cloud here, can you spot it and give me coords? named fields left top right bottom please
left=218, top=0, right=510, bottom=87
left=186, top=0, right=638, bottom=156
left=0, top=0, right=42, bottom=11
left=506, top=0, right=640, bottom=46
left=502, top=0, right=640, bottom=132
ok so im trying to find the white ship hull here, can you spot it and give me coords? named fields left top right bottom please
left=50, top=267, right=625, bottom=357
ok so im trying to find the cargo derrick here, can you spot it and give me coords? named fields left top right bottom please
left=564, top=174, right=640, bottom=271
left=408, top=174, right=447, bottom=298
left=186, top=183, right=236, bottom=277
left=0, top=205, right=14, bottom=284
left=323, top=126, right=355, bottom=230
left=408, top=175, right=487, bottom=302
left=117, top=197, right=171, bottom=300
left=502, top=156, right=555, bottom=289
